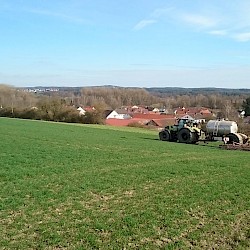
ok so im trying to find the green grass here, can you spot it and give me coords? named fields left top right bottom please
left=0, top=117, right=249, bottom=249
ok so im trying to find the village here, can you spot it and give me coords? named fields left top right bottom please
left=77, top=105, right=250, bottom=130
left=1, top=85, right=250, bottom=136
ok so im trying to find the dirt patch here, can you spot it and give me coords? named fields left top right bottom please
left=220, top=143, right=250, bottom=151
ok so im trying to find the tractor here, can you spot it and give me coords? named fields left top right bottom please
left=159, top=118, right=206, bottom=144
left=159, top=118, right=249, bottom=145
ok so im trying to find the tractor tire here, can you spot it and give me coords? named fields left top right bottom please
left=193, top=131, right=200, bottom=143
left=226, top=133, right=243, bottom=144
left=159, top=130, right=171, bottom=141
left=177, top=128, right=196, bottom=144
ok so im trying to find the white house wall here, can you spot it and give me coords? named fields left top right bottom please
left=106, top=111, right=131, bottom=119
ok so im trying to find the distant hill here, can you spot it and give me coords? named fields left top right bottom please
left=19, top=86, right=250, bottom=96
left=145, top=87, right=250, bottom=96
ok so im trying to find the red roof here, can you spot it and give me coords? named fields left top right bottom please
left=174, top=107, right=211, bottom=115
left=174, top=107, right=212, bottom=119
left=132, top=113, right=175, bottom=119
left=105, top=117, right=177, bottom=128
left=200, top=109, right=212, bottom=114
left=147, top=118, right=177, bottom=127
left=105, top=118, right=148, bottom=127
left=84, top=106, right=95, bottom=112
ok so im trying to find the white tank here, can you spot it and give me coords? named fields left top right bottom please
left=206, top=120, right=238, bottom=136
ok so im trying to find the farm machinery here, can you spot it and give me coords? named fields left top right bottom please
left=159, top=118, right=249, bottom=146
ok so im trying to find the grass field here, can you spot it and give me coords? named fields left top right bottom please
left=0, top=117, right=250, bottom=249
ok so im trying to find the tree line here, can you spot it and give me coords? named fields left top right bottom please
left=1, top=84, right=250, bottom=124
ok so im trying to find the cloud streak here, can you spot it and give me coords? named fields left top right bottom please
left=180, top=14, right=218, bottom=28
left=233, top=32, right=250, bottom=42
left=136, top=2, right=250, bottom=42
left=208, top=30, right=227, bottom=36
left=133, top=19, right=157, bottom=31
left=177, top=4, right=250, bottom=42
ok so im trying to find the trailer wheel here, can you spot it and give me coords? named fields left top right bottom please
left=177, top=128, right=196, bottom=144
left=226, top=133, right=242, bottom=144
left=159, top=130, right=171, bottom=141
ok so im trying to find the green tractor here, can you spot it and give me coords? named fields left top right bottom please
left=159, top=118, right=206, bottom=144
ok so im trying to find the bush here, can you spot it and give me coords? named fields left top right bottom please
left=238, top=123, right=250, bottom=136
left=127, top=122, right=145, bottom=128
left=55, top=108, right=82, bottom=123
left=0, top=108, right=13, bottom=117
left=82, top=111, right=104, bottom=124
left=17, top=109, right=39, bottom=120
left=0, top=105, right=105, bottom=125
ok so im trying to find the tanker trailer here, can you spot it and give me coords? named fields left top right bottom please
left=205, top=120, right=247, bottom=144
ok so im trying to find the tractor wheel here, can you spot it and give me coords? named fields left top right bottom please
left=226, top=133, right=242, bottom=144
left=177, top=128, right=195, bottom=144
left=159, top=130, right=171, bottom=141
left=192, top=132, right=200, bottom=143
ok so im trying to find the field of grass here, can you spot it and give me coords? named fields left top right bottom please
left=0, top=117, right=250, bottom=249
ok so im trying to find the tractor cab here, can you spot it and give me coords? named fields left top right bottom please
left=177, top=118, right=194, bottom=129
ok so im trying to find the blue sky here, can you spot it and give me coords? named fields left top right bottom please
left=0, top=0, right=250, bottom=88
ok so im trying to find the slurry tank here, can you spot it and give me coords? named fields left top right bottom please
left=206, top=120, right=238, bottom=136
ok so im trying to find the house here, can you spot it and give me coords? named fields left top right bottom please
left=77, top=107, right=86, bottom=116
left=132, top=113, right=175, bottom=120
left=77, top=106, right=96, bottom=116
left=105, top=112, right=177, bottom=128
left=131, top=105, right=139, bottom=109
left=103, top=109, right=113, bottom=119
left=178, top=114, right=195, bottom=120
left=152, top=108, right=160, bottom=113
left=106, top=109, right=132, bottom=119
left=174, top=107, right=212, bottom=116
left=122, top=105, right=149, bottom=114
left=174, top=107, right=213, bottom=122
left=84, top=106, right=96, bottom=112
left=239, top=110, right=245, bottom=118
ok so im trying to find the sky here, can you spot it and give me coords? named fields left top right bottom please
left=0, top=0, right=250, bottom=88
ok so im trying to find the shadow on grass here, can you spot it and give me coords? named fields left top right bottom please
left=142, top=137, right=221, bottom=149
left=196, top=142, right=221, bottom=149
left=141, top=137, right=160, bottom=141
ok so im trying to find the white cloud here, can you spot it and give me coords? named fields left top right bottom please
left=133, top=19, right=157, bottom=31
left=134, top=2, right=250, bottom=42
left=181, top=14, right=218, bottom=28
left=233, top=32, right=250, bottom=42
left=140, top=2, right=250, bottom=43
left=208, top=30, right=227, bottom=36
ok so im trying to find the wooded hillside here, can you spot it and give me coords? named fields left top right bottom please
left=1, top=84, right=250, bottom=125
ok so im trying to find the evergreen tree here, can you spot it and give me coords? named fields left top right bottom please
left=242, top=96, right=250, bottom=116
